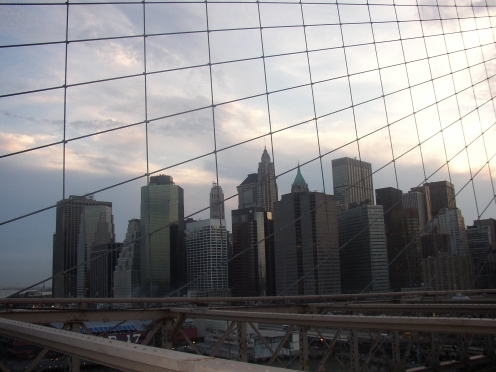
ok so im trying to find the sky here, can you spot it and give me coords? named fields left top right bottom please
left=1, top=0, right=496, bottom=288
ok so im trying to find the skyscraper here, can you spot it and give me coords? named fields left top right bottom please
left=257, top=148, right=278, bottom=213
left=274, top=166, right=341, bottom=296
left=140, top=175, right=185, bottom=296
left=474, top=218, right=496, bottom=248
left=466, top=224, right=493, bottom=289
left=403, top=190, right=430, bottom=231
left=210, top=182, right=225, bottom=220
left=236, top=148, right=278, bottom=212
left=424, top=181, right=456, bottom=218
left=52, top=195, right=114, bottom=298
left=375, top=187, right=403, bottom=226
left=231, top=207, right=275, bottom=297
left=90, top=242, right=121, bottom=298
left=386, top=208, right=422, bottom=291
left=237, top=174, right=258, bottom=209
left=231, top=149, right=278, bottom=296
left=409, top=185, right=432, bottom=223
left=332, top=157, right=374, bottom=205
left=338, top=204, right=390, bottom=293
left=76, top=203, right=115, bottom=298
left=186, top=219, right=229, bottom=296
left=114, top=219, right=142, bottom=298
left=430, top=208, right=469, bottom=256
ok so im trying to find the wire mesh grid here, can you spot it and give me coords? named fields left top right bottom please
left=1, top=0, right=496, bottom=294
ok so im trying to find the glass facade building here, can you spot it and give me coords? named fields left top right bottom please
left=140, top=175, right=185, bottom=296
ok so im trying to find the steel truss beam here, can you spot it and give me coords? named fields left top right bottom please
left=1, top=289, right=495, bottom=307
left=307, top=303, right=496, bottom=314
left=0, top=318, right=291, bottom=372
left=170, top=308, right=496, bottom=334
left=3, top=307, right=496, bottom=334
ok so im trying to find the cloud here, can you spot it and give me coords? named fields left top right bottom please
left=0, top=131, right=58, bottom=154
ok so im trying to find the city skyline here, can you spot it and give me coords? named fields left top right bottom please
left=1, top=0, right=496, bottom=289
left=44, top=152, right=487, bottom=298
left=2, top=148, right=494, bottom=290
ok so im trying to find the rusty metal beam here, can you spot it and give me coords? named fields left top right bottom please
left=0, top=318, right=292, bottom=372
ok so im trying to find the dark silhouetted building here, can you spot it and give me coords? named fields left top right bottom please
left=403, top=190, right=431, bottom=232
left=467, top=224, right=495, bottom=289
left=274, top=166, right=341, bottom=296
left=422, top=254, right=474, bottom=291
left=90, top=242, right=122, bottom=298
left=339, top=203, right=389, bottom=293
left=237, top=149, right=278, bottom=213
left=474, top=218, right=496, bottom=248
left=114, top=219, right=142, bottom=298
left=376, top=187, right=403, bottom=227
left=424, top=181, right=456, bottom=218
left=386, top=209, right=422, bottom=291
left=231, top=207, right=275, bottom=297
left=52, top=195, right=114, bottom=298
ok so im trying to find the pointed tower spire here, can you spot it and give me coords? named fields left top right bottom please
left=261, top=147, right=271, bottom=164
left=291, top=164, right=309, bottom=193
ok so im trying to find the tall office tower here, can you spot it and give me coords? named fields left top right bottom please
left=257, top=148, right=278, bottom=213
left=386, top=209, right=422, bottom=291
left=410, top=185, right=433, bottom=222
left=53, top=195, right=113, bottom=298
left=186, top=219, right=229, bottom=296
left=430, top=208, right=469, bottom=256
left=237, top=149, right=278, bottom=212
left=466, top=225, right=495, bottom=289
left=114, top=219, right=142, bottom=298
left=231, top=207, right=275, bottom=297
left=403, top=191, right=430, bottom=232
left=210, top=182, right=225, bottom=220
left=89, top=242, right=122, bottom=298
left=274, top=167, right=341, bottom=296
left=421, top=226, right=450, bottom=258
left=339, top=204, right=390, bottom=293
left=332, top=157, right=374, bottom=205
left=424, top=181, right=456, bottom=218
left=375, top=187, right=403, bottom=226
left=140, top=174, right=185, bottom=297
left=474, top=218, right=496, bottom=248
left=76, top=203, right=115, bottom=298
left=422, top=254, right=474, bottom=291
left=237, top=173, right=258, bottom=209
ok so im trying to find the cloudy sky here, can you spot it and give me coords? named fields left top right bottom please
left=1, top=0, right=496, bottom=288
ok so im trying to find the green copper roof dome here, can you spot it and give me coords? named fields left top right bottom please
left=291, top=165, right=309, bottom=193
